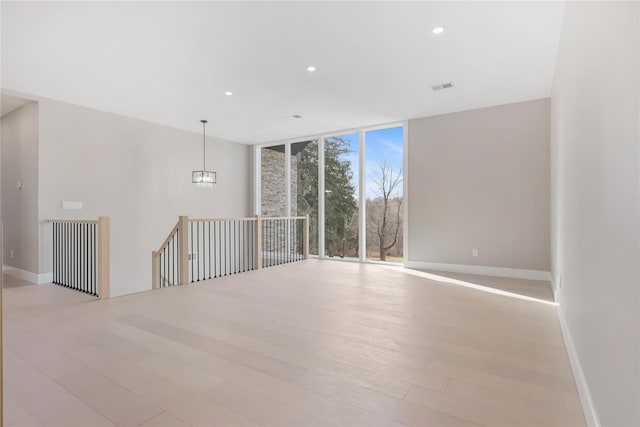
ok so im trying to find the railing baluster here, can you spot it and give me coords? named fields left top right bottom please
left=241, top=220, right=244, bottom=272
left=153, top=216, right=305, bottom=286
left=235, top=220, right=238, bottom=274
left=76, top=223, right=79, bottom=290
left=49, top=220, right=103, bottom=297
left=90, top=223, right=93, bottom=293
left=53, top=223, right=57, bottom=284
left=252, top=219, right=255, bottom=269
left=92, top=223, right=96, bottom=294
left=84, top=223, right=88, bottom=292
left=71, top=223, right=75, bottom=290
left=81, top=224, right=85, bottom=292
left=70, top=223, right=73, bottom=290
left=175, top=230, right=178, bottom=285
left=80, top=223, right=84, bottom=292
left=65, top=223, right=69, bottom=287
left=224, top=220, right=228, bottom=276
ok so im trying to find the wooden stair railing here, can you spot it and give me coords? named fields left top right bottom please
left=152, top=215, right=309, bottom=289
left=48, top=217, right=110, bottom=299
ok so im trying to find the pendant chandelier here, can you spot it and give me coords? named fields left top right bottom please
left=192, top=119, right=216, bottom=188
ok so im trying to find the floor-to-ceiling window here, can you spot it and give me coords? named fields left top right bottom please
left=256, top=123, right=404, bottom=264
left=292, top=140, right=319, bottom=255
left=324, top=133, right=359, bottom=259
left=365, top=127, right=404, bottom=262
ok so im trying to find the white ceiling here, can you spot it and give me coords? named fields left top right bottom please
left=1, top=1, right=565, bottom=144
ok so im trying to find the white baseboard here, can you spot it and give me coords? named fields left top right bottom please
left=403, top=260, right=551, bottom=281
left=3, top=265, right=52, bottom=284
left=556, top=293, right=600, bottom=427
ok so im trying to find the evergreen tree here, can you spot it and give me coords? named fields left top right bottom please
left=298, top=137, right=357, bottom=257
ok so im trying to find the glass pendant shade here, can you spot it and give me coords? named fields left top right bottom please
left=192, top=170, right=216, bottom=187
left=192, top=119, right=216, bottom=188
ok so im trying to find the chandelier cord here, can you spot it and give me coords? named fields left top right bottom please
left=201, top=119, right=207, bottom=171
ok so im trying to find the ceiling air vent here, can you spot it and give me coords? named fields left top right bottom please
left=432, top=82, right=455, bottom=91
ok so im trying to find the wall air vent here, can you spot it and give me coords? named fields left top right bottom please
left=432, top=82, right=455, bottom=91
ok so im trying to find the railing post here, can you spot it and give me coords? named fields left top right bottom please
left=255, top=215, right=262, bottom=269
left=178, top=215, right=189, bottom=285
left=97, top=216, right=110, bottom=300
left=304, top=215, right=310, bottom=260
left=152, top=251, right=160, bottom=289
left=0, top=222, right=4, bottom=424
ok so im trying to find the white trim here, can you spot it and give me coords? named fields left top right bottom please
left=3, top=265, right=52, bottom=284
left=256, top=121, right=405, bottom=149
left=318, top=137, right=325, bottom=258
left=285, top=143, right=291, bottom=215
left=403, top=260, right=551, bottom=281
left=358, top=130, right=366, bottom=262
left=254, top=145, right=261, bottom=215
left=285, top=142, right=292, bottom=259
left=556, top=292, right=601, bottom=427
left=402, top=120, right=409, bottom=264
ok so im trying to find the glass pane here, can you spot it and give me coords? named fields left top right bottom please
left=365, top=127, right=404, bottom=262
left=291, top=140, right=319, bottom=255
left=324, top=133, right=359, bottom=258
left=261, top=145, right=286, bottom=216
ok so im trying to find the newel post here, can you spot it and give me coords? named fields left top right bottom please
left=0, top=221, right=4, bottom=423
left=178, top=215, right=189, bottom=285
left=303, top=215, right=310, bottom=260
left=255, top=215, right=262, bottom=269
left=152, top=251, right=160, bottom=289
left=97, top=216, right=110, bottom=300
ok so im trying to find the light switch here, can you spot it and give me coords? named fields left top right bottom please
left=62, top=201, right=83, bottom=210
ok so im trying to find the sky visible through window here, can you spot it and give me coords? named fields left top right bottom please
left=339, top=127, right=403, bottom=199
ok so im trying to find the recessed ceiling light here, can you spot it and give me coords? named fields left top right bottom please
left=306, top=66, right=316, bottom=72
left=432, top=26, right=445, bottom=34
left=224, top=91, right=233, bottom=96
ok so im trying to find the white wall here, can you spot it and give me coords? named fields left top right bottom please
left=1, top=102, right=39, bottom=273
left=37, top=98, right=252, bottom=297
left=407, top=98, right=550, bottom=275
left=551, top=2, right=639, bottom=426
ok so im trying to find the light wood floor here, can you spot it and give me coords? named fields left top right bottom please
left=3, top=260, right=585, bottom=426
left=2, top=274, right=37, bottom=289
left=411, top=270, right=555, bottom=303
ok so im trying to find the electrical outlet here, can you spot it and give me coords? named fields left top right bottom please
left=62, top=201, right=83, bottom=210
left=472, top=248, right=479, bottom=257
left=10, top=249, right=14, bottom=259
